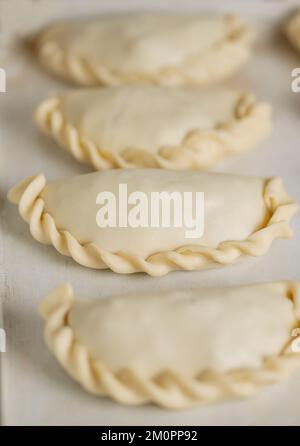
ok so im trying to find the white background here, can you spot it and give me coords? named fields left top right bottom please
left=1, top=0, right=300, bottom=426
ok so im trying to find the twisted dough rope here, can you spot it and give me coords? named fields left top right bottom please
left=39, top=282, right=300, bottom=409
left=7, top=174, right=298, bottom=277
left=35, top=15, right=253, bottom=87
left=35, top=92, right=272, bottom=171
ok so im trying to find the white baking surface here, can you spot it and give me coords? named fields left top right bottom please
left=1, top=0, right=300, bottom=426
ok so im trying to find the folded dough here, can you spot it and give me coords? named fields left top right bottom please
left=36, top=86, right=272, bottom=170
left=34, top=13, right=253, bottom=86
left=285, top=10, right=300, bottom=52
left=7, top=169, right=297, bottom=276
left=39, top=281, right=300, bottom=409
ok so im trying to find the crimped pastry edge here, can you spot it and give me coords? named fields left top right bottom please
left=38, top=282, right=300, bottom=409
left=34, top=15, right=253, bottom=87
left=7, top=173, right=298, bottom=276
left=35, top=91, right=272, bottom=171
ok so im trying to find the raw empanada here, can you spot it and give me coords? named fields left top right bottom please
left=285, top=10, right=300, bottom=52
left=34, top=13, right=253, bottom=86
left=39, top=281, right=300, bottom=409
left=36, top=86, right=272, bottom=170
left=7, top=169, right=297, bottom=276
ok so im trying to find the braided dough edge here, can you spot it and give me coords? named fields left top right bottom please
left=35, top=92, right=272, bottom=171
left=7, top=174, right=298, bottom=276
left=34, top=15, right=253, bottom=87
left=38, top=282, right=300, bottom=409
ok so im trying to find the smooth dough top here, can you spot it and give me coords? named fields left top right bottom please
left=68, top=282, right=295, bottom=377
left=59, top=86, right=242, bottom=154
left=40, top=169, right=267, bottom=258
left=38, top=14, right=238, bottom=75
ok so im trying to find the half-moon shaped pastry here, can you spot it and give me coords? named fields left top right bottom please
left=36, top=86, right=272, bottom=170
left=34, top=13, right=253, bottom=86
left=7, top=169, right=297, bottom=276
left=285, top=10, right=300, bottom=52
left=39, top=281, right=300, bottom=409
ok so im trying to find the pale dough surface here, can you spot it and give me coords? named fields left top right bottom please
left=40, top=169, right=267, bottom=257
left=68, top=282, right=295, bottom=377
left=44, top=14, right=230, bottom=73
left=35, top=13, right=252, bottom=85
left=39, top=281, right=300, bottom=408
left=8, top=169, right=297, bottom=275
left=59, top=87, right=241, bottom=154
left=35, top=86, right=272, bottom=170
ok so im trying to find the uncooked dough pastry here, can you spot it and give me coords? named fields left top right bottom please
left=285, top=10, right=300, bottom=52
left=34, top=13, right=253, bottom=86
left=7, top=169, right=297, bottom=276
left=36, top=86, right=272, bottom=170
left=39, top=281, right=300, bottom=409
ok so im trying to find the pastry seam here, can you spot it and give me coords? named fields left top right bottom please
left=7, top=174, right=298, bottom=276
left=35, top=92, right=272, bottom=170
left=39, top=282, right=300, bottom=409
left=35, top=15, right=253, bottom=87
